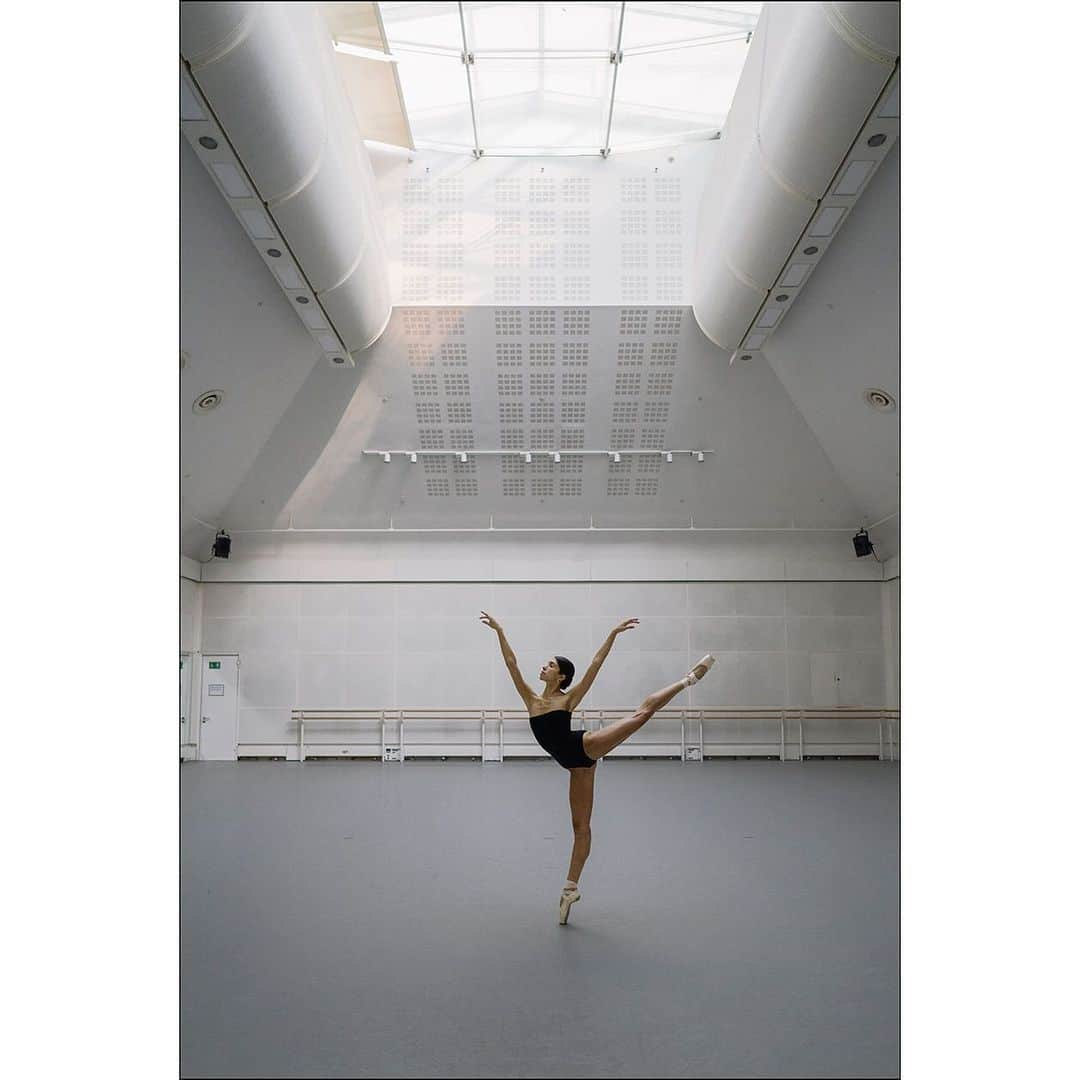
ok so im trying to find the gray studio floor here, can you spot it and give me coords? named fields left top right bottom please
left=181, top=759, right=899, bottom=1079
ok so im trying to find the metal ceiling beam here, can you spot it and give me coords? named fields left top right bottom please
left=627, top=3, right=758, bottom=31
left=457, top=2, right=483, bottom=158
left=601, top=3, right=626, bottom=158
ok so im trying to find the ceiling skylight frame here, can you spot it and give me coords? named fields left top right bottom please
left=464, top=48, right=614, bottom=60
left=456, top=1, right=482, bottom=158
left=600, top=3, right=628, bottom=158
left=379, top=1, right=760, bottom=157
left=621, top=30, right=751, bottom=56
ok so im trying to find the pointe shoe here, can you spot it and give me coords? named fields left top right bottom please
left=558, top=885, right=581, bottom=925
left=684, top=654, right=716, bottom=685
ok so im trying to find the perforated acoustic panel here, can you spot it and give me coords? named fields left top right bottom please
left=376, top=144, right=715, bottom=307
left=395, top=305, right=683, bottom=503
left=265, top=305, right=693, bottom=525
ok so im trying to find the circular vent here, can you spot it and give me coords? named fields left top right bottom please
left=863, top=388, right=896, bottom=413
left=193, top=389, right=225, bottom=414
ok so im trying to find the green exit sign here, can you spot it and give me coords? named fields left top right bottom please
left=209, top=661, right=221, bottom=670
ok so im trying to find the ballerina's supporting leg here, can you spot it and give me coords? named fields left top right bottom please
left=566, top=766, right=595, bottom=884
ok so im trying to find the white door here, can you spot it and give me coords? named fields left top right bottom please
left=180, top=653, right=193, bottom=751
left=199, top=655, right=239, bottom=761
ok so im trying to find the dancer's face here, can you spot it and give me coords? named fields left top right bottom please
left=540, top=657, right=560, bottom=686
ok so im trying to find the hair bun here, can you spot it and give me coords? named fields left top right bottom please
left=554, top=655, right=575, bottom=690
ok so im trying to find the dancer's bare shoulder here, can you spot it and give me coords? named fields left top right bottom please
left=527, top=691, right=572, bottom=718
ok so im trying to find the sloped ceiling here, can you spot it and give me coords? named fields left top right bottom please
left=220, top=303, right=865, bottom=533
left=180, top=136, right=323, bottom=554
left=180, top=139, right=898, bottom=560
left=763, top=146, right=899, bottom=531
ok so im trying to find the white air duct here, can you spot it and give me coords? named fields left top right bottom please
left=181, top=1, right=391, bottom=353
left=692, top=2, right=899, bottom=354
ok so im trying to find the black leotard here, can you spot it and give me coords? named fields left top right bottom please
left=528, top=709, right=596, bottom=770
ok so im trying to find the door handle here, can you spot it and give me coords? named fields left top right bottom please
left=201, top=717, right=208, bottom=724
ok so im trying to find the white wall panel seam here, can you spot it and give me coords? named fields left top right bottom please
left=821, top=3, right=900, bottom=66
left=752, top=133, right=818, bottom=206
left=319, top=232, right=375, bottom=297
left=185, top=3, right=262, bottom=71
left=393, top=577, right=399, bottom=709
left=724, top=253, right=770, bottom=296
left=784, top=584, right=790, bottom=710
left=752, top=7, right=817, bottom=207
left=347, top=303, right=396, bottom=353
left=264, top=125, right=329, bottom=208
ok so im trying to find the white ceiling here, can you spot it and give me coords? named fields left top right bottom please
left=220, top=302, right=865, bottom=533
left=180, top=136, right=323, bottom=555
left=764, top=146, right=900, bottom=530
left=180, top=124, right=898, bottom=560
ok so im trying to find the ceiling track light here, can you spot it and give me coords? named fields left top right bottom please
left=179, top=65, right=354, bottom=369
left=730, top=66, right=899, bottom=366
left=361, top=449, right=715, bottom=460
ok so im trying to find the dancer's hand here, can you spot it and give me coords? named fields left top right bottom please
left=479, top=611, right=502, bottom=631
left=612, top=618, right=639, bottom=635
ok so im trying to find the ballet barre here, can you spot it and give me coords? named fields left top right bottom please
left=289, top=707, right=899, bottom=763
left=675, top=706, right=900, bottom=763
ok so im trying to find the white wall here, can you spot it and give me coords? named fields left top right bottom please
left=883, top=575, right=899, bottom=709
left=181, top=566, right=203, bottom=760
left=198, top=532, right=889, bottom=754
left=181, top=577, right=201, bottom=654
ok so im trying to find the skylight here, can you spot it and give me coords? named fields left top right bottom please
left=378, top=1, right=761, bottom=156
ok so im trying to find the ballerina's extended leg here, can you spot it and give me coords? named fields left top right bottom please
left=581, top=655, right=716, bottom=762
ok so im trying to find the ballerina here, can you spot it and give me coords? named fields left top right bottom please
left=480, top=610, right=714, bottom=924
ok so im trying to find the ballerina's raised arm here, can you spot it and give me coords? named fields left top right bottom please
left=480, top=610, right=536, bottom=711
